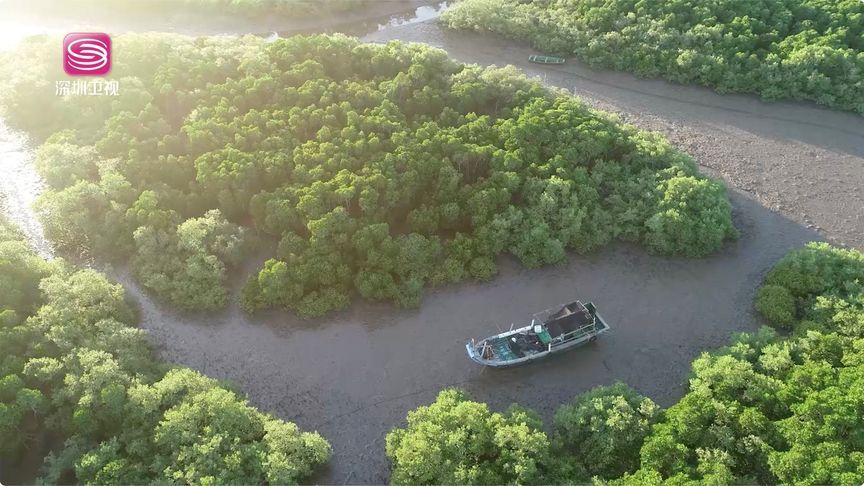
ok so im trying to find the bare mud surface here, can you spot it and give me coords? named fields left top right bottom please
left=1, top=13, right=861, bottom=485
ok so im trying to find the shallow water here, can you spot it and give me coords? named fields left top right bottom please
left=270, top=1, right=450, bottom=38
left=0, top=122, right=52, bottom=258
left=0, top=6, right=838, bottom=484
left=377, top=2, right=449, bottom=30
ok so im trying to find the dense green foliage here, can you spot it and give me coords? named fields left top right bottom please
left=131, top=208, right=251, bottom=310
left=761, top=242, right=864, bottom=335
left=443, top=0, right=864, bottom=114
left=0, top=33, right=734, bottom=314
left=385, top=389, right=552, bottom=484
left=619, top=243, right=864, bottom=484
left=389, top=243, right=864, bottom=484
left=0, top=215, right=330, bottom=482
left=755, top=283, right=796, bottom=327
left=385, top=384, right=657, bottom=484
left=1, top=35, right=268, bottom=310
left=552, top=383, right=659, bottom=480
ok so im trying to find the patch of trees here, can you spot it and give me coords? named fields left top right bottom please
left=0, top=33, right=735, bottom=314
left=0, top=215, right=330, bottom=483
left=387, top=243, right=864, bottom=484
left=552, top=382, right=660, bottom=480
left=386, top=389, right=552, bottom=484
left=386, top=384, right=660, bottom=484
left=442, top=0, right=864, bottom=114
left=131, top=206, right=251, bottom=310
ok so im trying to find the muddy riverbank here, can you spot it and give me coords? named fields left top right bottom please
left=0, top=9, right=860, bottom=485
left=364, top=21, right=864, bottom=250
left=107, top=188, right=818, bottom=483
left=118, top=22, right=864, bottom=480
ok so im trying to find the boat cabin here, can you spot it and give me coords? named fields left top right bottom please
left=474, top=301, right=601, bottom=363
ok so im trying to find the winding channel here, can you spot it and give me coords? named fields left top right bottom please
left=1, top=4, right=862, bottom=483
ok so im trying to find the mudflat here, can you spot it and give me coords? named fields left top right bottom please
left=364, top=21, right=864, bottom=250
left=0, top=13, right=860, bottom=484
left=119, top=187, right=818, bottom=483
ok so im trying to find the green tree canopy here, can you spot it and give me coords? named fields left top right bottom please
left=621, top=243, right=864, bottom=484
left=0, top=33, right=736, bottom=314
left=443, top=0, right=864, bottom=114
left=386, top=389, right=552, bottom=485
left=0, top=215, right=329, bottom=482
left=390, top=244, right=864, bottom=485
left=552, top=383, right=660, bottom=480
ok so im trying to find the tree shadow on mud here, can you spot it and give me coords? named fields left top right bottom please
left=461, top=189, right=821, bottom=414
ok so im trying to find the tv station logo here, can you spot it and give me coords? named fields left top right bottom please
left=63, top=33, right=112, bottom=76
left=57, top=33, right=118, bottom=97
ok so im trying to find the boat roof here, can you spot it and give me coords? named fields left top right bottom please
left=534, top=301, right=593, bottom=338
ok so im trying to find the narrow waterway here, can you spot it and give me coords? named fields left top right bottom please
left=363, top=20, right=864, bottom=250
left=0, top=122, right=52, bottom=258
left=117, top=194, right=819, bottom=483
left=0, top=5, right=856, bottom=484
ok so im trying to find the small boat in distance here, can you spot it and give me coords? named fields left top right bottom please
left=528, top=54, right=566, bottom=64
left=466, top=301, right=609, bottom=367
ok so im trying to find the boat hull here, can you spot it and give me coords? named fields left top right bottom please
left=528, top=55, right=566, bottom=64
left=467, top=309, right=610, bottom=368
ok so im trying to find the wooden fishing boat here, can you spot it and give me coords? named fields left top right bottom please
left=466, top=301, right=609, bottom=368
left=528, top=54, right=566, bottom=64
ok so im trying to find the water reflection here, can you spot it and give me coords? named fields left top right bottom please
left=0, top=122, right=53, bottom=258
left=376, top=2, right=449, bottom=30
left=272, top=1, right=449, bottom=38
